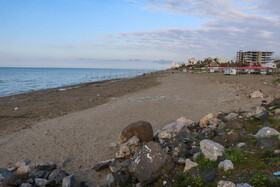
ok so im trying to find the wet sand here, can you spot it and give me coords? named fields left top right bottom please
left=0, top=71, right=279, bottom=185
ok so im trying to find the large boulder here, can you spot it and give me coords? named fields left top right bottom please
left=118, top=121, right=153, bottom=145
left=257, top=138, right=278, bottom=149
left=116, top=136, right=140, bottom=158
left=176, top=117, right=194, bottom=126
left=200, top=113, right=214, bottom=128
left=128, top=142, right=174, bottom=185
left=255, top=127, right=280, bottom=138
left=254, top=111, right=269, bottom=121
left=200, top=139, right=225, bottom=161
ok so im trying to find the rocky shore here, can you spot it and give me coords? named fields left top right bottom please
left=89, top=98, right=280, bottom=187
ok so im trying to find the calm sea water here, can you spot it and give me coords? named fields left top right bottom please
left=0, top=67, right=156, bottom=97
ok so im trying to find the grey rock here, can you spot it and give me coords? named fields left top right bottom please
left=47, top=169, right=69, bottom=185
left=36, top=161, right=56, bottom=172
left=201, top=168, right=217, bottom=183
left=0, top=168, right=14, bottom=180
left=35, top=178, right=48, bottom=186
left=274, top=150, right=280, bottom=157
left=226, top=120, right=244, bottom=129
left=15, top=159, right=31, bottom=167
left=20, top=183, right=32, bottom=187
left=257, top=138, right=278, bottom=149
left=255, top=111, right=269, bottom=121
left=128, top=141, right=174, bottom=185
left=224, top=113, right=239, bottom=121
left=109, top=159, right=131, bottom=173
left=172, top=142, right=189, bottom=158
left=218, top=180, right=236, bottom=187
left=237, top=183, right=253, bottom=187
left=217, top=155, right=226, bottom=163
left=112, top=170, right=131, bottom=186
left=218, top=160, right=234, bottom=171
left=199, top=128, right=216, bottom=140
left=106, top=173, right=115, bottom=184
left=237, top=142, right=248, bottom=148
left=62, top=174, right=75, bottom=187
left=183, top=159, right=198, bottom=172
left=255, top=127, right=280, bottom=138
left=116, top=136, right=140, bottom=158
left=93, top=158, right=115, bottom=171
left=162, top=121, right=187, bottom=134
left=200, top=139, right=225, bottom=161
left=193, top=152, right=202, bottom=161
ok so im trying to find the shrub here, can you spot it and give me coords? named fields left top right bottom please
left=260, top=149, right=274, bottom=159
left=225, top=147, right=245, bottom=165
left=196, top=154, right=218, bottom=170
left=249, top=173, right=271, bottom=187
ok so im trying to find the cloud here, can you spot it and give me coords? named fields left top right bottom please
left=153, top=59, right=172, bottom=64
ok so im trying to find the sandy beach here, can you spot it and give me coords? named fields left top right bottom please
left=0, top=71, right=279, bottom=185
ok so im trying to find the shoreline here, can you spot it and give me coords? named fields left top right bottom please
left=0, top=70, right=170, bottom=136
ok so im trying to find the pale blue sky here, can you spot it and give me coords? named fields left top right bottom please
left=0, top=0, right=279, bottom=68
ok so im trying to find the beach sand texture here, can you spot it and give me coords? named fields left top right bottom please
left=0, top=72, right=279, bottom=185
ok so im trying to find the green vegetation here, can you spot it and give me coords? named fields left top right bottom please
left=225, top=147, right=245, bottom=165
left=196, top=154, right=218, bottom=170
left=260, top=149, right=274, bottom=159
left=249, top=173, right=271, bottom=187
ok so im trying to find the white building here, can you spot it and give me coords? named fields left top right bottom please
left=224, top=68, right=236, bottom=75
left=188, top=58, right=196, bottom=65
left=216, top=57, right=228, bottom=64
left=172, top=62, right=185, bottom=69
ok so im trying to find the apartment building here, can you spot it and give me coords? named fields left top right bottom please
left=236, top=50, right=274, bottom=65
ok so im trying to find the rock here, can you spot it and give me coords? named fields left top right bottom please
left=29, top=171, right=50, bottom=179
left=227, top=130, right=239, bottom=143
left=262, top=98, right=280, bottom=108
left=17, top=164, right=35, bottom=174
left=209, top=118, right=222, bottom=127
left=35, top=178, right=48, bottom=186
left=106, top=173, right=115, bottom=184
left=224, top=113, right=239, bottom=121
left=93, top=159, right=115, bottom=171
left=200, top=139, right=225, bottom=161
left=36, top=161, right=56, bottom=171
left=20, top=183, right=32, bottom=187
left=172, top=142, right=189, bottom=158
left=199, top=113, right=214, bottom=128
left=226, top=120, right=244, bottom=129
left=249, top=90, right=263, bottom=98
left=274, top=150, right=280, bottom=157
left=257, top=138, right=278, bottom=149
left=162, top=122, right=186, bottom=134
left=237, top=142, right=248, bottom=148
left=0, top=173, right=28, bottom=187
left=62, top=174, right=75, bottom=187
left=218, top=160, right=234, bottom=171
left=254, top=106, right=266, bottom=115
left=199, top=128, right=216, bottom=139
left=109, top=159, right=130, bottom=173
left=193, top=152, right=202, bottom=161
left=158, top=131, right=172, bottom=140
left=236, top=183, right=253, bottom=187
left=128, top=142, right=174, bottom=185
left=15, top=159, right=31, bottom=167
left=47, top=169, right=69, bottom=185
left=255, top=111, right=269, bottom=121
left=176, top=117, right=194, bottom=126
left=0, top=168, right=14, bottom=180
left=183, top=159, right=198, bottom=173
left=116, top=136, right=140, bottom=158
left=218, top=180, right=236, bottom=187
left=201, top=168, right=217, bottom=183
left=118, top=121, right=153, bottom=145
left=112, top=170, right=131, bottom=186
left=274, top=108, right=280, bottom=116
left=255, top=127, right=280, bottom=138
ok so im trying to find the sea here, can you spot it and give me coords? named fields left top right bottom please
left=0, top=67, right=157, bottom=97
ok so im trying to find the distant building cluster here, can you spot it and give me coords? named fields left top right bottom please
left=171, top=62, right=185, bottom=69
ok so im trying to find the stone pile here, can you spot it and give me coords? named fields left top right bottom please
left=92, top=98, right=280, bottom=186
left=0, top=159, right=75, bottom=187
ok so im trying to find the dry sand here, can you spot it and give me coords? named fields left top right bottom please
left=0, top=72, right=279, bottom=185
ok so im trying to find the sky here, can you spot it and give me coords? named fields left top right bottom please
left=0, top=0, right=279, bottom=69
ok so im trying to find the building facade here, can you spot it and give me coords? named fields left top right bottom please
left=236, top=50, right=274, bottom=65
